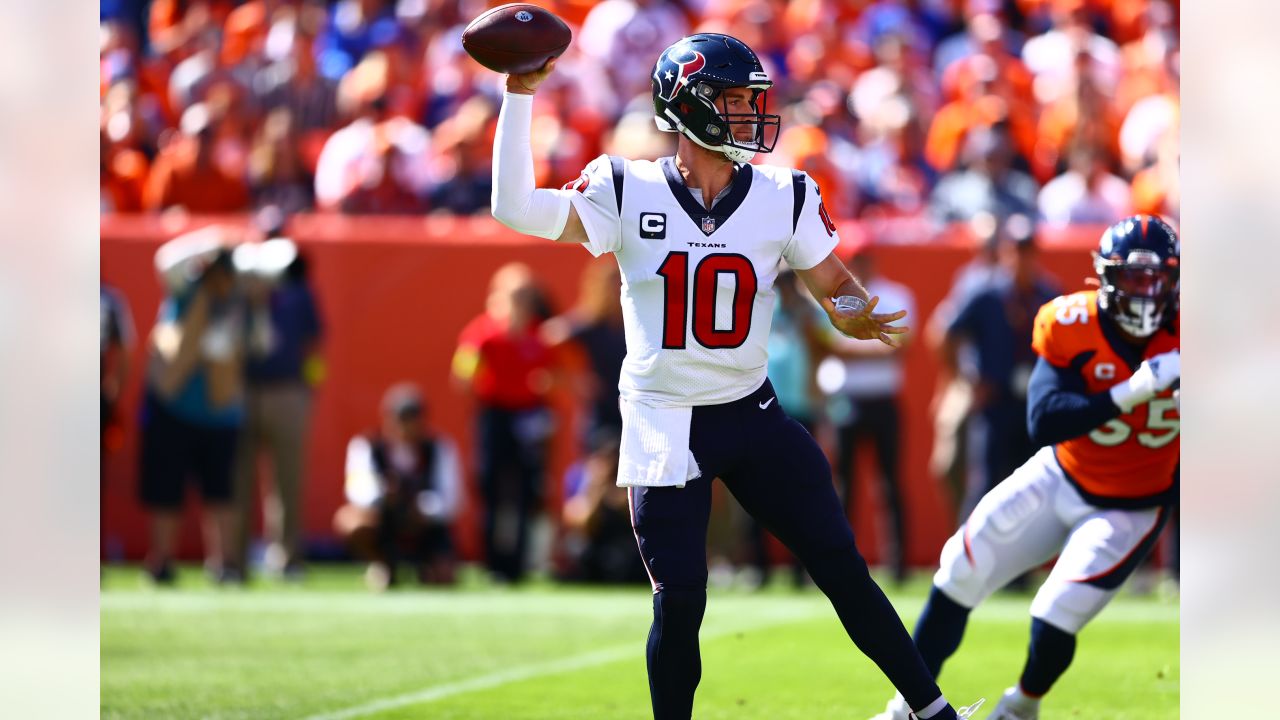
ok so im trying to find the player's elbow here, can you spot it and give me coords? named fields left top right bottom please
left=490, top=191, right=520, bottom=229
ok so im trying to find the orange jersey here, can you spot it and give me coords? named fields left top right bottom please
left=1031, top=290, right=1179, bottom=502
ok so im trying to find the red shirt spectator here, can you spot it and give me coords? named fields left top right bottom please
left=455, top=313, right=553, bottom=411
left=144, top=104, right=251, bottom=213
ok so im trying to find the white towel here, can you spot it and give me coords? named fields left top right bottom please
left=616, top=397, right=702, bottom=488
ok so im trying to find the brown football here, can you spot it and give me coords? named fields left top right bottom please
left=462, top=4, right=572, bottom=75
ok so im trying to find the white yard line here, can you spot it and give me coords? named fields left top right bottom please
left=298, top=607, right=822, bottom=720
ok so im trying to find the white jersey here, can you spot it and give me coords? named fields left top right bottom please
left=564, top=154, right=839, bottom=407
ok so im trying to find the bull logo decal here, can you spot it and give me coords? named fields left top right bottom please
left=655, top=48, right=706, bottom=102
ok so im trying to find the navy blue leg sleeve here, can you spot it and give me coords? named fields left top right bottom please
left=913, top=585, right=973, bottom=678
left=1019, top=617, right=1076, bottom=697
left=725, top=407, right=946, bottom=713
left=647, top=588, right=708, bottom=720
left=630, top=478, right=715, bottom=720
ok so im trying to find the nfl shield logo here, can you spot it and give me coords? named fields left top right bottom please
left=701, top=216, right=717, bottom=234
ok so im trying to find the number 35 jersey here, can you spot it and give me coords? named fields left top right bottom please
left=1032, top=290, right=1179, bottom=506
left=565, top=154, right=838, bottom=408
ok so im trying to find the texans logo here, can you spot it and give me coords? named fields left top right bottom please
left=655, top=48, right=706, bottom=102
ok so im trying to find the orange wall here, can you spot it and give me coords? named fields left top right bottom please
left=101, top=214, right=1098, bottom=566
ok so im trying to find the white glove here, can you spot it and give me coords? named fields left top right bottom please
left=1109, top=349, right=1180, bottom=412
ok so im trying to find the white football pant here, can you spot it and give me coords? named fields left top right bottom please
left=933, top=446, right=1169, bottom=633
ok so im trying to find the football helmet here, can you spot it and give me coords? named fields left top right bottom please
left=1094, top=215, right=1180, bottom=338
left=651, top=33, right=779, bottom=163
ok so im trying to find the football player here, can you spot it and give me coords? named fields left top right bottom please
left=872, top=215, right=1180, bottom=720
left=491, top=32, right=982, bottom=720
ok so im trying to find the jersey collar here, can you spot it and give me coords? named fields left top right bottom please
left=660, top=156, right=753, bottom=236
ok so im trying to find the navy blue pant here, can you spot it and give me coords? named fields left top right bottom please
left=476, top=406, right=549, bottom=582
left=629, top=380, right=944, bottom=720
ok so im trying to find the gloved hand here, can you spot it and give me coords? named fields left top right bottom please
left=1109, top=349, right=1180, bottom=413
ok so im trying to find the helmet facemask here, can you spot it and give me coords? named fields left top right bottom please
left=656, top=80, right=780, bottom=163
left=1094, top=249, right=1179, bottom=338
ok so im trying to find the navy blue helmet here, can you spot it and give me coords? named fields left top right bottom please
left=1094, top=215, right=1180, bottom=338
left=651, top=34, right=779, bottom=163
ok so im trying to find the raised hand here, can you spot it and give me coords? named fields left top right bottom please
left=506, top=57, right=558, bottom=95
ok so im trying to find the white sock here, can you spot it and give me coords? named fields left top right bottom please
left=1007, top=686, right=1040, bottom=708
left=914, top=696, right=949, bottom=718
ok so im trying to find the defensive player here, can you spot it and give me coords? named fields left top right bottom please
left=491, top=32, right=982, bottom=720
left=872, top=215, right=1180, bottom=720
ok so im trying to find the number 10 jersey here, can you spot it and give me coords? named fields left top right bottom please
left=564, top=154, right=838, bottom=408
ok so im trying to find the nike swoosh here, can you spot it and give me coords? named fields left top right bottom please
left=758, top=397, right=775, bottom=410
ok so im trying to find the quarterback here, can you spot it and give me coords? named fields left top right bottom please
left=873, top=215, right=1180, bottom=720
left=491, top=32, right=981, bottom=720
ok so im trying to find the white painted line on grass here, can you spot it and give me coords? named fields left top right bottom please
left=298, top=607, right=823, bottom=720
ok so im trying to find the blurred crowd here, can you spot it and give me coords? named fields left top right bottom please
left=100, top=0, right=1179, bottom=230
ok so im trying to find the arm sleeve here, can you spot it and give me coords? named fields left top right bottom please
left=344, top=436, right=382, bottom=507
left=1026, top=355, right=1122, bottom=446
left=420, top=436, right=462, bottom=522
left=783, top=172, right=839, bottom=271
left=945, top=292, right=979, bottom=340
left=490, top=92, right=574, bottom=240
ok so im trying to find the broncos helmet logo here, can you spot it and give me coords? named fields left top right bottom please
left=655, top=48, right=706, bottom=102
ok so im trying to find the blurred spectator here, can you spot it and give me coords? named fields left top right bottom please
left=925, top=52, right=1037, bottom=175
left=541, top=260, right=627, bottom=447
left=252, top=25, right=341, bottom=172
left=140, top=229, right=248, bottom=584
left=1130, top=129, right=1178, bottom=220
left=144, top=102, right=252, bottom=213
left=334, top=383, right=462, bottom=590
left=314, top=0, right=399, bottom=81
left=846, top=31, right=937, bottom=218
left=929, top=123, right=1040, bottom=223
left=426, top=96, right=496, bottom=214
left=101, top=283, right=136, bottom=462
left=940, top=229, right=1060, bottom=521
left=1021, top=1, right=1121, bottom=101
left=924, top=212, right=1011, bottom=512
left=933, top=6, right=1027, bottom=81
left=578, top=0, right=689, bottom=105
left=1118, top=86, right=1177, bottom=176
left=101, top=128, right=150, bottom=213
left=220, top=0, right=287, bottom=70
left=1038, top=144, right=1131, bottom=226
left=558, top=433, right=648, bottom=584
left=232, top=233, right=324, bottom=580
left=249, top=109, right=315, bottom=214
left=1031, top=44, right=1121, bottom=182
left=819, top=246, right=915, bottom=583
left=314, top=52, right=431, bottom=213
left=452, top=263, right=556, bottom=583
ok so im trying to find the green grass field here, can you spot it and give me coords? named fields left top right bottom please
left=101, top=566, right=1178, bottom=719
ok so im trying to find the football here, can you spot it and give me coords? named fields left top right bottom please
left=461, top=4, right=572, bottom=75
